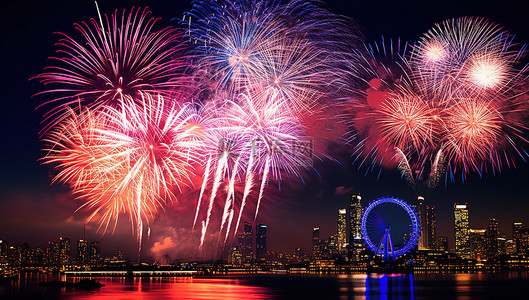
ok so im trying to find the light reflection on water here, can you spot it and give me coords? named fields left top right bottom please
left=2, top=272, right=529, bottom=299
left=65, top=277, right=272, bottom=300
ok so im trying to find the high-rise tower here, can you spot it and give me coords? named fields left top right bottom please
left=454, top=204, right=470, bottom=259
left=486, top=218, right=499, bottom=259
left=349, top=194, right=363, bottom=247
left=337, top=209, right=347, bottom=253
left=256, top=224, right=267, bottom=261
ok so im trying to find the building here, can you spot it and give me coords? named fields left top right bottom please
left=238, top=221, right=253, bottom=264
left=486, top=218, right=499, bottom=260
left=415, top=196, right=427, bottom=250
left=349, top=194, right=362, bottom=243
left=337, top=209, right=347, bottom=254
left=59, top=237, right=71, bottom=267
left=312, top=227, right=322, bottom=259
left=0, top=240, right=7, bottom=262
left=47, top=241, right=59, bottom=267
left=426, top=205, right=437, bottom=250
left=413, top=196, right=436, bottom=250
left=89, top=241, right=101, bottom=266
left=256, top=224, right=267, bottom=261
left=77, top=240, right=89, bottom=266
left=469, top=229, right=486, bottom=261
left=513, top=222, right=524, bottom=255
left=454, top=204, right=470, bottom=259
left=437, top=236, right=449, bottom=252
left=228, top=245, right=242, bottom=265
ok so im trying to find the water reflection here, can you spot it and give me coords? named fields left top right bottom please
left=64, top=277, right=272, bottom=300
left=365, top=274, right=414, bottom=300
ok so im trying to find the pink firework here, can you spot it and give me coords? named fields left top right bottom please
left=443, top=98, right=504, bottom=173
left=410, top=17, right=525, bottom=102
left=194, top=88, right=312, bottom=248
left=43, top=94, right=202, bottom=256
left=35, top=7, right=189, bottom=130
left=376, top=87, right=437, bottom=152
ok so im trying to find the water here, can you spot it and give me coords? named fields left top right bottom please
left=1, top=272, right=529, bottom=299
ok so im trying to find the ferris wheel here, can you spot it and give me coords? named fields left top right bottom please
left=361, top=196, right=420, bottom=261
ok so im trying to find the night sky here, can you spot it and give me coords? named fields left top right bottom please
left=1, top=0, right=529, bottom=261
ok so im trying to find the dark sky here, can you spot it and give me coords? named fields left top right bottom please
left=1, top=0, right=529, bottom=261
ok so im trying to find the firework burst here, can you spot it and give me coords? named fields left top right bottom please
left=35, top=7, right=189, bottom=131
left=43, top=94, right=202, bottom=255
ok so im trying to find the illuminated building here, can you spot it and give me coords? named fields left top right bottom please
left=515, top=228, right=529, bottom=257
left=312, top=227, right=322, bottom=259
left=0, top=240, right=7, bottom=262
left=228, top=245, right=242, bottom=265
left=469, top=229, right=486, bottom=261
left=506, top=239, right=517, bottom=255
left=337, top=209, right=347, bottom=253
left=77, top=240, right=89, bottom=266
left=414, top=196, right=436, bottom=250
left=238, top=221, right=253, bottom=264
left=256, top=224, right=267, bottom=261
left=415, top=196, right=427, bottom=250
left=90, top=241, right=101, bottom=266
left=513, top=222, right=525, bottom=255
left=437, top=236, right=449, bottom=252
left=48, top=241, right=59, bottom=267
left=454, top=203, right=470, bottom=259
left=486, top=218, right=499, bottom=260
left=349, top=194, right=362, bottom=242
left=59, top=237, right=71, bottom=267
left=497, top=234, right=507, bottom=256
left=426, top=205, right=437, bottom=250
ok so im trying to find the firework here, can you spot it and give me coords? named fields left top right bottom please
left=348, top=18, right=529, bottom=187
left=410, top=17, right=526, bottom=101
left=35, top=7, right=189, bottom=131
left=43, top=94, right=202, bottom=255
left=193, top=88, right=313, bottom=247
left=442, top=98, right=504, bottom=173
left=376, top=87, right=436, bottom=152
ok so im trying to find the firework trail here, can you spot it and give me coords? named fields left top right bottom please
left=195, top=88, right=313, bottom=247
left=43, top=94, right=202, bottom=256
left=35, top=7, right=189, bottom=132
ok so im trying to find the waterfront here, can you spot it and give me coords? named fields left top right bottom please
left=1, top=272, right=529, bottom=299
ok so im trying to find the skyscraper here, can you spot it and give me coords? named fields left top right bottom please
left=0, top=240, right=7, bottom=261
left=48, top=241, right=59, bottom=267
left=469, top=229, right=486, bottom=261
left=349, top=194, right=362, bottom=243
left=486, top=218, right=499, bottom=260
left=312, top=227, right=322, bottom=259
left=59, top=237, right=71, bottom=267
left=238, top=221, right=253, bottom=264
left=454, top=203, right=470, bottom=259
left=437, top=236, right=449, bottom=252
left=426, top=204, right=437, bottom=250
left=416, top=196, right=427, bottom=249
left=513, top=222, right=524, bottom=254
left=90, top=241, right=101, bottom=266
left=256, top=224, right=267, bottom=261
left=77, top=240, right=89, bottom=266
left=337, top=209, right=347, bottom=253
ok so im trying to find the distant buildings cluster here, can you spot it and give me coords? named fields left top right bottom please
left=0, top=237, right=132, bottom=273
left=453, top=203, right=529, bottom=261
